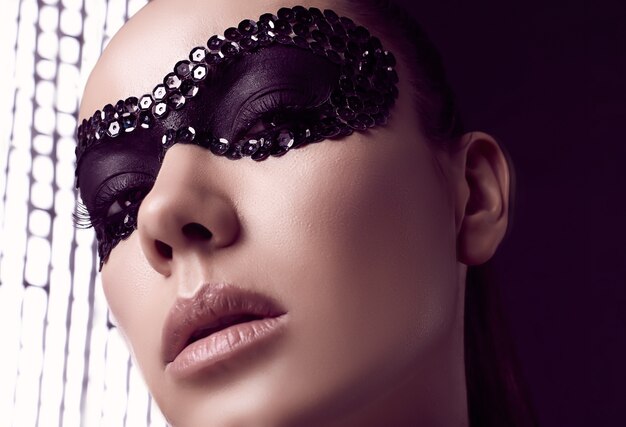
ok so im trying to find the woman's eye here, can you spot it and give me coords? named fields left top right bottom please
left=243, top=110, right=314, bottom=140
left=106, top=189, right=146, bottom=217
left=244, top=119, right=267, bottom=137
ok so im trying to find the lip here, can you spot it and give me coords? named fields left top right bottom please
left=162, top=283, right=287, bottom=379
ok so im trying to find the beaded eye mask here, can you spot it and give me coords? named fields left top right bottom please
left=75, top=6, right=399, bottom=269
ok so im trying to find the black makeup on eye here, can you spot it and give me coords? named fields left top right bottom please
left=211, top=46, right=340, bottom=140
left=152, top=45, right=340, bottom=142
left=78, top=46, right=340, bottom=215
left=93, top=172, right=154, bottom=215
left=76, top=45, right=342, bottom=266
left=77, top=144, right=161, bottom=214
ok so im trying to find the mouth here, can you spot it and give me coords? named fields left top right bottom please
left=184, top=313, right=268, bottom=346
left=162, top=283, right=287, bottom=379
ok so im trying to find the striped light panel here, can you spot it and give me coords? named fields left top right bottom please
left=0, top=0, right=169, bottom=425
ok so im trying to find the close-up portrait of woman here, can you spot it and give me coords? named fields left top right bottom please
left=74, top=0, right=525, bottom=426
left=0, top=0, right=623, bottom=426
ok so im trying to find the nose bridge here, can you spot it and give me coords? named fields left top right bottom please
left=137, top=145, right=240, bottom=275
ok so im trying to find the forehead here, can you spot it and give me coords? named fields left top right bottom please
left=80, top=0, right=347, bottom=121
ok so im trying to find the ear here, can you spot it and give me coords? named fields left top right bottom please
left=452, top=132, right=511, bottom=266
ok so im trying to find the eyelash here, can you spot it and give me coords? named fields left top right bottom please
left=73, top=173, right=154, bottom=231
left=236, top=89, right=323, bottom=134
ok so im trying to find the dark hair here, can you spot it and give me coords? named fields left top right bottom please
left=343, top=1, right=538, bottom=426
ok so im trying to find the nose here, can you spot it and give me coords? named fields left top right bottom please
left=136, top=145, right=240, bottom=276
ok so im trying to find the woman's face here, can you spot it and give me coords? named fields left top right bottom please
left=78, top=0, right=466, bottom=425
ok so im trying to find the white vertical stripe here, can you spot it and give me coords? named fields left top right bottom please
left=84, top=277, right=109, bottom=427
left=0, top=0, right=22, bottom=226
left=101, top=328, right=131, bottom=427
left=38, top=267, right=71, bottom=427
left=126, top=364, right=150, bottom=427
left=13, top=287, right=47, bottom=427
left=0, top=284, right=25, bottom=427
left=149, top=394, right=169, bottom=427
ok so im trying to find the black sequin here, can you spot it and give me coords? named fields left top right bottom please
left=294, top=8, right=313, bottom=25
left=349, top=26, right=370, bottom=43
left=277, top=7, right=295, bottom=22
left=139, top=95, right=153, bottom=110
left=238, top=19, right=258, bottom=35
left=106, top=121, right=120, bottom=137
left=174, top=60, right=192, bottom=78
left=102, top=104, right=116, bottom=120
left=210, top=138, right=230, bottom=155
left=164, top=73, right=182, bottom=89
left=176, top=126, right=196, bottom=143
left=274, top=19, right=292, bottom=35
left=256, top=32, right=274, bottom=47
left=191, top=64, right=208, bottom=81
left=316, top=19, right=333, bottom=35
left=207, top=35, right=226, bottom=51
left=339, top=16, right=356, bottom=30
left=167, top=92, right=186, bottom=110
left=221, top=41, right=240, bottom=58
left=241, top=138, right=260, bottom=156
left=115, top=100, right=125, bottom=115
left=121, top=113, right=138, bottom=132
left=293, top=23, right=309, bottom=37
left=251, top=145, right=271, bottom=161
left=329, top=35, right=346, bottom=52
left=162, top=129, right=176, bottom=148
left=258, top=13, right=277, bottom=24
left=124, top=97, right=139, bottom=113
left=152, top=102, right=168, bottom=118
left=152, top=85, right=167, bottom=101
left=239, top=36, right=259, bottom=51
left=338, top=107, right=356, bottom=121
left=309, top=7, right=324, bottom=21
left=224, top=27, right=242, bottom=42
left=323, top=9, right=339, bottom=23
left=180, top=80, right=199, bottom=98
left=276, top=129, right=295, bottom=149
left=189, top=47, right=208, bottom=62
left=139, top=111, right=152, bottom=129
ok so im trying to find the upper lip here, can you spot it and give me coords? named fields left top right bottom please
left=161, top=283, right=286, bottom=364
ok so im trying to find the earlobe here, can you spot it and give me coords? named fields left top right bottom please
left=454, top=132, right=511, bottom=266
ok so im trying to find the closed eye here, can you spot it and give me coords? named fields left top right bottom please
left=74, top=172, right=154, bottom=230
left=106, top=188, right=149, bottom=217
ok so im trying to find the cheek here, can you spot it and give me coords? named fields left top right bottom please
left=100, top=237, right=166, bottom=374
left=237, top=131, right=460, bottom=403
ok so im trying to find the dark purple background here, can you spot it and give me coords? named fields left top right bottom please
left=398, top=0, right=626, bottom=425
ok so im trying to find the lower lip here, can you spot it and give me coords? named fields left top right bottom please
left=165, top=315, right=287, bottom=380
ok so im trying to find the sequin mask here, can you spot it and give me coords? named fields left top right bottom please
left=75, top=6, right=399, bottom=268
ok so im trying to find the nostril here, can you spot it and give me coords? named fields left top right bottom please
left=155, top=240, right=173, bottom=259
left=182, top=222, right=213, bottom=241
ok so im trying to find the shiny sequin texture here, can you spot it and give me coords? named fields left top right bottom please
left=76, top=6, right=398, bottom=166
left=75, top=6, right=400, bottom=267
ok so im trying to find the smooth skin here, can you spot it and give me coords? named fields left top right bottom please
left=79, top=0, right=510, bottom=426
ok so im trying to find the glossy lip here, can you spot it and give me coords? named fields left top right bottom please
left=162, top=283, right=287, bottom=379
